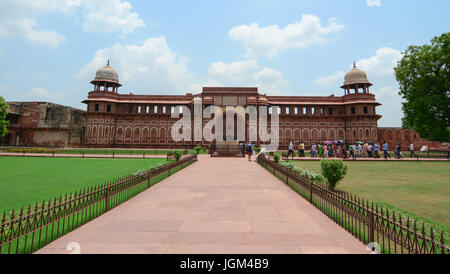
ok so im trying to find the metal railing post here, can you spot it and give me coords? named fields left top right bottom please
left=286, top=168, right=289, bottom=184
left=369, top=210, right=375, bottom=243
left=105, top=185, right=110, bottom=212
left=310, top=183, right=313, bottom=204
left=147, top=173, right=151, bottom=188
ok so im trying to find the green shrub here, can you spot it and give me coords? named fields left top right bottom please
left=254, top=147, right=261, bottom=154
left=274, top=154, right=280, bottom=164
left=194, top=146, right=202, bottom=154
left=7, top=147, right=58, bottom=154
left=320, top=159, right=347, bottom=190
left=173, top=150, right=182, bottom=161
left=279, top=161, right=294, bottom=170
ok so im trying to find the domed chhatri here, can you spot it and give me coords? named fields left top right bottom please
left=94, top=60, right=120, bottom=83
left=90, top=60, right=121, bottom=93
left=341, top=62, right=372, bottom=95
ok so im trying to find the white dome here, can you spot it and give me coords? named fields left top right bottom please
left=94, top=60, right=119, bottom=83
left=343, top=63, right=370, bottom=86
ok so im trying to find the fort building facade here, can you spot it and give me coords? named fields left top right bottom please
left=2, top=61, right=441, bottom=150
left=83, top=62, right=383, bottom=149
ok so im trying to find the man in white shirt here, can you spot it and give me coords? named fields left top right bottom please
left=410, top=143, right=418, bottom=158
left=288, top=141, right=294, bottom=159
left=311, top=143, right=317, bottom=158
left=367, top=144, right=373, bottom=158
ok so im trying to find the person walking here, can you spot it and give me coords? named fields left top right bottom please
left=398, top=143, right=403, bottom=159
left=349, top=145, right=355, bottom=159
left=300, top=141, right=305, bottom=157
left=363, top=142, right=369, bottom=158
left=368, top=143, right=373, bottom=158
left=324, top=144, right=328, bottom=158
left=383, top=141, right=389, bottom=160
left=374, top=142, right=380, bottom=158
left=311, top=143, right=317, bottom=158
left=410, top=143, right=418, bottom=158
left=288, top=141, right=294, bottom=159
left=246, top=142, right=253, bottom=161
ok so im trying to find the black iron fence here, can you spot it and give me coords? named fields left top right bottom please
left=0, top=154, right=198, bottom=254
left=257, top=154, right=449, bottom=254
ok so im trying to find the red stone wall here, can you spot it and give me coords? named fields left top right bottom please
left=377, top=128, right=447, bottom=151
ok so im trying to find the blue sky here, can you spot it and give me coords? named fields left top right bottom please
left=0, top=0, right=449, bottom=126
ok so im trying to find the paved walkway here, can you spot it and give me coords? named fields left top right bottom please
left=36, top=155, right=369, bottom=254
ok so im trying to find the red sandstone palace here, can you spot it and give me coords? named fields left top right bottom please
left=80, top=61, right=435, bottom=150
left=1, top=61, right=440, bottom=150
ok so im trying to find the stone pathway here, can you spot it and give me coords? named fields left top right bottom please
left=36, top=155, right=369, bottom=254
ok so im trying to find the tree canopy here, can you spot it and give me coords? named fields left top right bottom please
left=394, top=32, right=450, bottom=142
left=0, top=96, right=8, bottom=138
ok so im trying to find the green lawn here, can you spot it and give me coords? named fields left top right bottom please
left=0, top=157, right=169, bottom=214
left=292, top=160, right=450, bottom=228
left=59, top=148, right=209, bottom=155
left=2, top=147, right=210, bottom=155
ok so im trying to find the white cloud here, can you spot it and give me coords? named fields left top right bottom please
left=367, top=0, right=382, bottom=7
left=0, top=4, right=67, bottom=48
left=314, top=47, right=402, bottom=88
left=204, top=59, right=288, bottom=95
left=314, top=70, right=345, bottom=87
left=313, top=47, right=403, bottom=126
left=22, top=87, right=63, bottom=101
left=253, top=67, right=288, bottom=95
left=229, top=14, right=344, bottom=58
left=77, top=36, right=193, bottom=93
left=208, top=59, right=259, bottom=83
left=80, top=0, right=145, bottom=34
left=356, top=47, right=402, bottom=76
left=0, top=0, right=144, bottom=47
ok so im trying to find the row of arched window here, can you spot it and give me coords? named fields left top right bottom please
left=86, top=125, right=377, bottom=142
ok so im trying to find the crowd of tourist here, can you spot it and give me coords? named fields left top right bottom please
left=287, top=140, right=417, bottom=160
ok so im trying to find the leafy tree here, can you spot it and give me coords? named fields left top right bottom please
left=394, top=32, right=450, bottom=141
left=320, top=159, right=347, bottom=190
left=0, top=96, right=8, bottom=138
